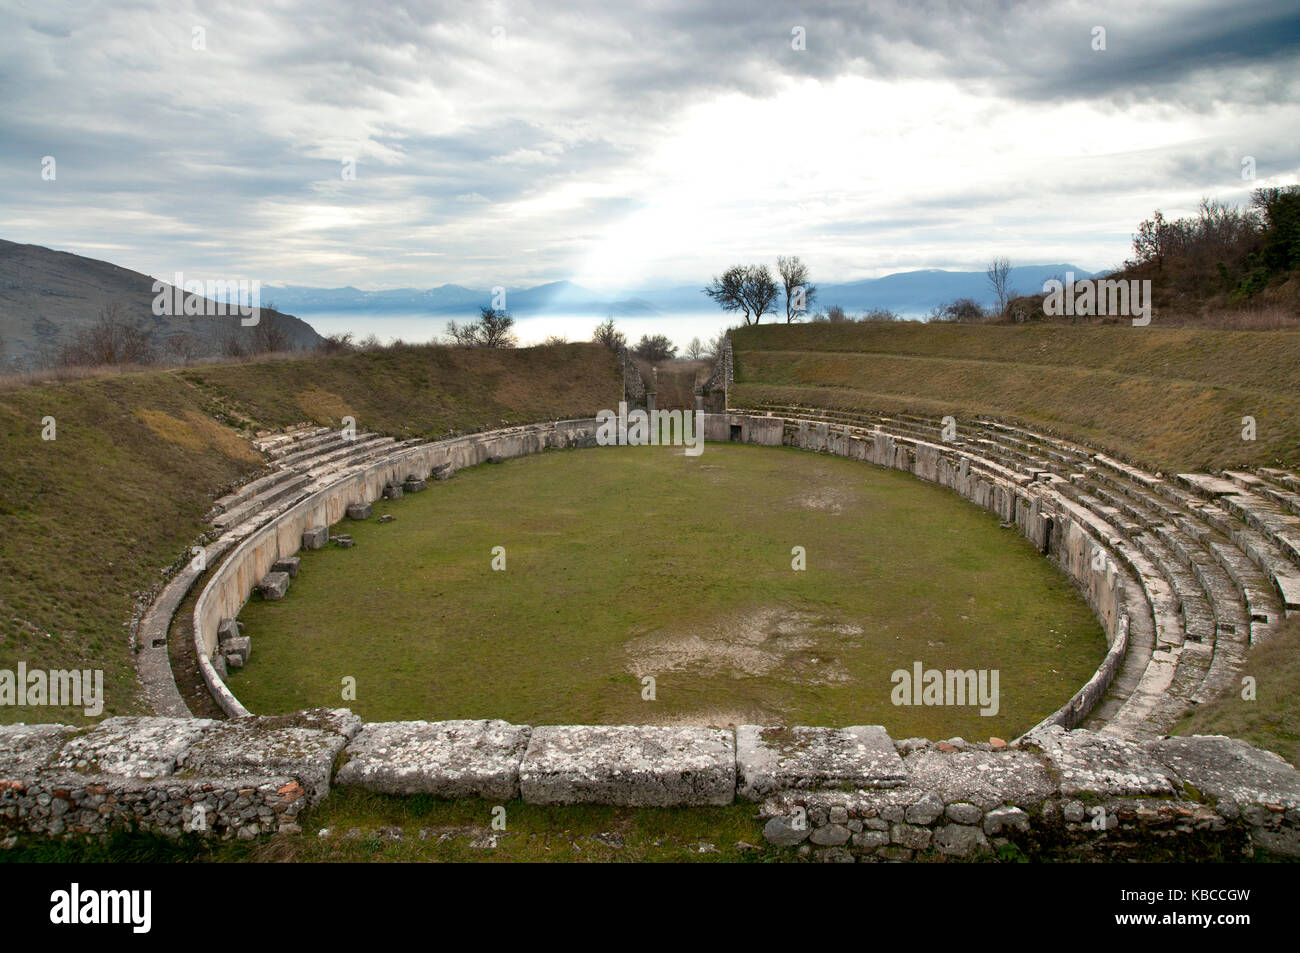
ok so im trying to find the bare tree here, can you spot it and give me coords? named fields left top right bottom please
left=593, top=316, right=626, bottom=351
left=826, top=304, right=849, bottom=322
left=251, top=311, right=293, bottom=353
left=986, top=257, right=1012, bottom=315
left=59, top=302, right=155, bottom=367
left=163, top=331, right=207, bottom=365
left=776, top=255, right=816, bottom=322
left=685, top=336, right=704, bottom=360
left=633, top=333, right=677, bottom=362
left=446, top=307, right=517, bottom=347
left=704, top=264, right=778, bottom=325
left=703, top=265, right=748, bottom=320
left=316, top=332, right=356, bottom=355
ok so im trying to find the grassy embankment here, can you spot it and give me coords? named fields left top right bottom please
left=731, top=322, right=1300, bottom=473
left=0, top=343, right=621, bottom=724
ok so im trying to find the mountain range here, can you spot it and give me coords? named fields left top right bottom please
left=256, top=264, right=1096, bottom=318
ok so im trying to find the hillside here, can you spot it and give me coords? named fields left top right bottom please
left=730, top=321, right=1300, bottom=473
left=0, top=239, right=324, bottom=369
left=0, top=342, right=621, bottom=723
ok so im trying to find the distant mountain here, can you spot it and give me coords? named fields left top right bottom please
left=814, top=265, right=1095, bottom=315
left=0, top=240, right=324, bottom=369
left=257, top=264, right=1097, bottom=320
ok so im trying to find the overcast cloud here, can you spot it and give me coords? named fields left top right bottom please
left=2, top=0, right=1298, bottom=291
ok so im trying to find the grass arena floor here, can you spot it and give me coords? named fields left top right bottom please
left=230, top=442, right=1106, bottom=739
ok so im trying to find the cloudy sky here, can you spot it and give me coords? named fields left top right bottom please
left=3, top=0, right=1299, bottom=293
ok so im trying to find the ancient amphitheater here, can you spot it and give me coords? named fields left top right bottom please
left=3, top=341, right=1299, bottom=861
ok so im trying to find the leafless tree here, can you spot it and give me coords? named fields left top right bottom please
left=704, top=264, right=778, bottom=325
left=633, top=333, right=676, bottom=362
left=251, top=310, right=293, bottom=353
left=986, top=257, right=1012, bottom=315
left=163, top=331, right=207, bottom=365
left=59, top=302, right=155, bottom=367
left=776, top=255, right=816, bottom=322
left=316, top=332, right=356, bottom=355
left=685, top=336, right=704, bottom=360
left=593, top=316, right=626, bottom=351
left=446, top=307, right=517, bottom=347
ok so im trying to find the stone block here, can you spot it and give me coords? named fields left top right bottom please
left=180, top=710, right=359, bottom=799
left=983, top=805, right=1030, bottom=835
left=403, top=477, right=427, bottom=493
left=217, top=617, right=240, bottom=644
left=1145, top=735, right=1300, bottom=811
left=382, top=484, right=403, bottom=500
left=890, top=823, right=932, bottom=850
left=49, top=716, right=218, bottom=779
left=903, top=746, right=1056, bottom=810
left=0, top=724, right=78, bottom=779
left=346, top=502, right=372, bottom=520
left=762, top=815, right=809, bottom=846
left=224, top=652, right=244, bottom=670
left=946, top=802, right=984, bottom=824
left=335, top=720, right=530, bottom=801
left=271, top=556, right=301, bottom=578
left=851, top=829, right=889, bottom=849
left=932, top=822, right=990, bottom=858
left=904, top=790, right=945, bottom=825
left=223, top=635, right=251, bottom=664
left=736, top=725, right=906, bottom=800
left=810, top=823, right=851, bottom=846
left=257, top=571, right=290, bottom=600
left=301, top=525, right=328, bottom=550
left=520, top=725, right=735, bottom=807
left=1025, top=726, right=1177, bottom=797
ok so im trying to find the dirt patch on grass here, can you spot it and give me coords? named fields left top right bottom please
left=625, top=607, right=859, bottom=687
left=794, top=485, right=853, bottom=513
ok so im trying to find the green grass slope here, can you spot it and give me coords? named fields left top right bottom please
left=0, top=343, right=620, bottom=723
left=731, top=322, right=1300, bottom=473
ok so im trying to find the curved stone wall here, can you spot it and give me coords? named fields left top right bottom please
left=6, top=408, right=1298, bottom=859
left=192, top=419, right=600, bottom=717
left=193, top=411, right=1126, bottom=730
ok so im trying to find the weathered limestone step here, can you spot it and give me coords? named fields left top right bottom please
left=178, top=709, right=361, bottom=798
left=736, top=725, right=906, bottom=800
left=1025, top=725, right=1178, bottom=796
left=212, top=487, right=309, bottom=533
left=335, top=720, right=531, bottom=800
left=518, top=725, right=736, bottom=807
left=50, top=716, right=219, bottom=779
left=901, top=743, right=1055, bottom=810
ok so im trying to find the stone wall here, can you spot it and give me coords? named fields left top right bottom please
left=710, top=412, right=1130, bottom=733
left=192, top=419, right=600, bottom=717
left=3, top=715, right=1297, bottom=859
